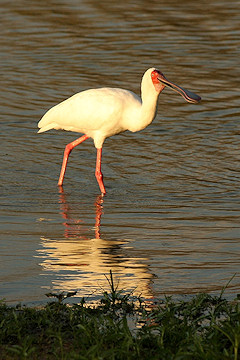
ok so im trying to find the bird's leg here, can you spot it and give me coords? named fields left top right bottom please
left=95, top=148, right=106, bottom=195
left=58, top=134, right=89, bottom=186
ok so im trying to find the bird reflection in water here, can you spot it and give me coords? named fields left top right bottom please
left=37, top=189, right=155, bottom=300
left=59, top=187, right=103, bottom=240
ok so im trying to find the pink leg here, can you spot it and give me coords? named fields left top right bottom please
left=95, top=148, right=106, bottom=195
left=58, top=134, right=89, bottom=186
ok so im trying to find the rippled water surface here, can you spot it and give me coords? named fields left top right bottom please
left=1, top=0, right=240, bottom=304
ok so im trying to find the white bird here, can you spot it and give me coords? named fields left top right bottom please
left=38, top=67, right=201, bottom=194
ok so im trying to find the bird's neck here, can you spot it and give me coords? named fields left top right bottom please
left=130, top=90, right=159, bottom=133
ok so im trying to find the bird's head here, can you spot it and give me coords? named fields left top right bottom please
left=149, top=68, right=201, bottom=104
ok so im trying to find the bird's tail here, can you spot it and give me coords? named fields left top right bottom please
left=37, top=123, right=57, bottom=133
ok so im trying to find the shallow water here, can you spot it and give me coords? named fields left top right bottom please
left=1, top=0, right=240, bottom=304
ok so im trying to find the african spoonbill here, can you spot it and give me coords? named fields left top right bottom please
left=38, top=68, right=201, bottom=194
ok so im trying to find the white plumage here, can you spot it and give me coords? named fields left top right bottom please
left=38, top=67, right=201, bottom=194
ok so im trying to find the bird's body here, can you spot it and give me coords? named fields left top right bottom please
left=38, top=68, right=201, bottom=194
left=39, top=88, right=141, bottom=148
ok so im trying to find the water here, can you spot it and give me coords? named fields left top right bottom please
left=1, top=0, right=240, bottom=304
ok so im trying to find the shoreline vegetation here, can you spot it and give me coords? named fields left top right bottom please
left=0, top=272, right=239, bottom=360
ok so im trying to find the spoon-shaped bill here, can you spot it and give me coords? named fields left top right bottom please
left=159, top=77, right=201, bottom=104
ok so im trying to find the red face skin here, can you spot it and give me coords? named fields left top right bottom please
left=151, top=69, right=166, bottom=93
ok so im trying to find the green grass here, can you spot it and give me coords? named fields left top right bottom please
left=0, top=272, right=239, bottom=359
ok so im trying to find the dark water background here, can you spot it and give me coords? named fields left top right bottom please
left=1, top=0, right=240, bottom=304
